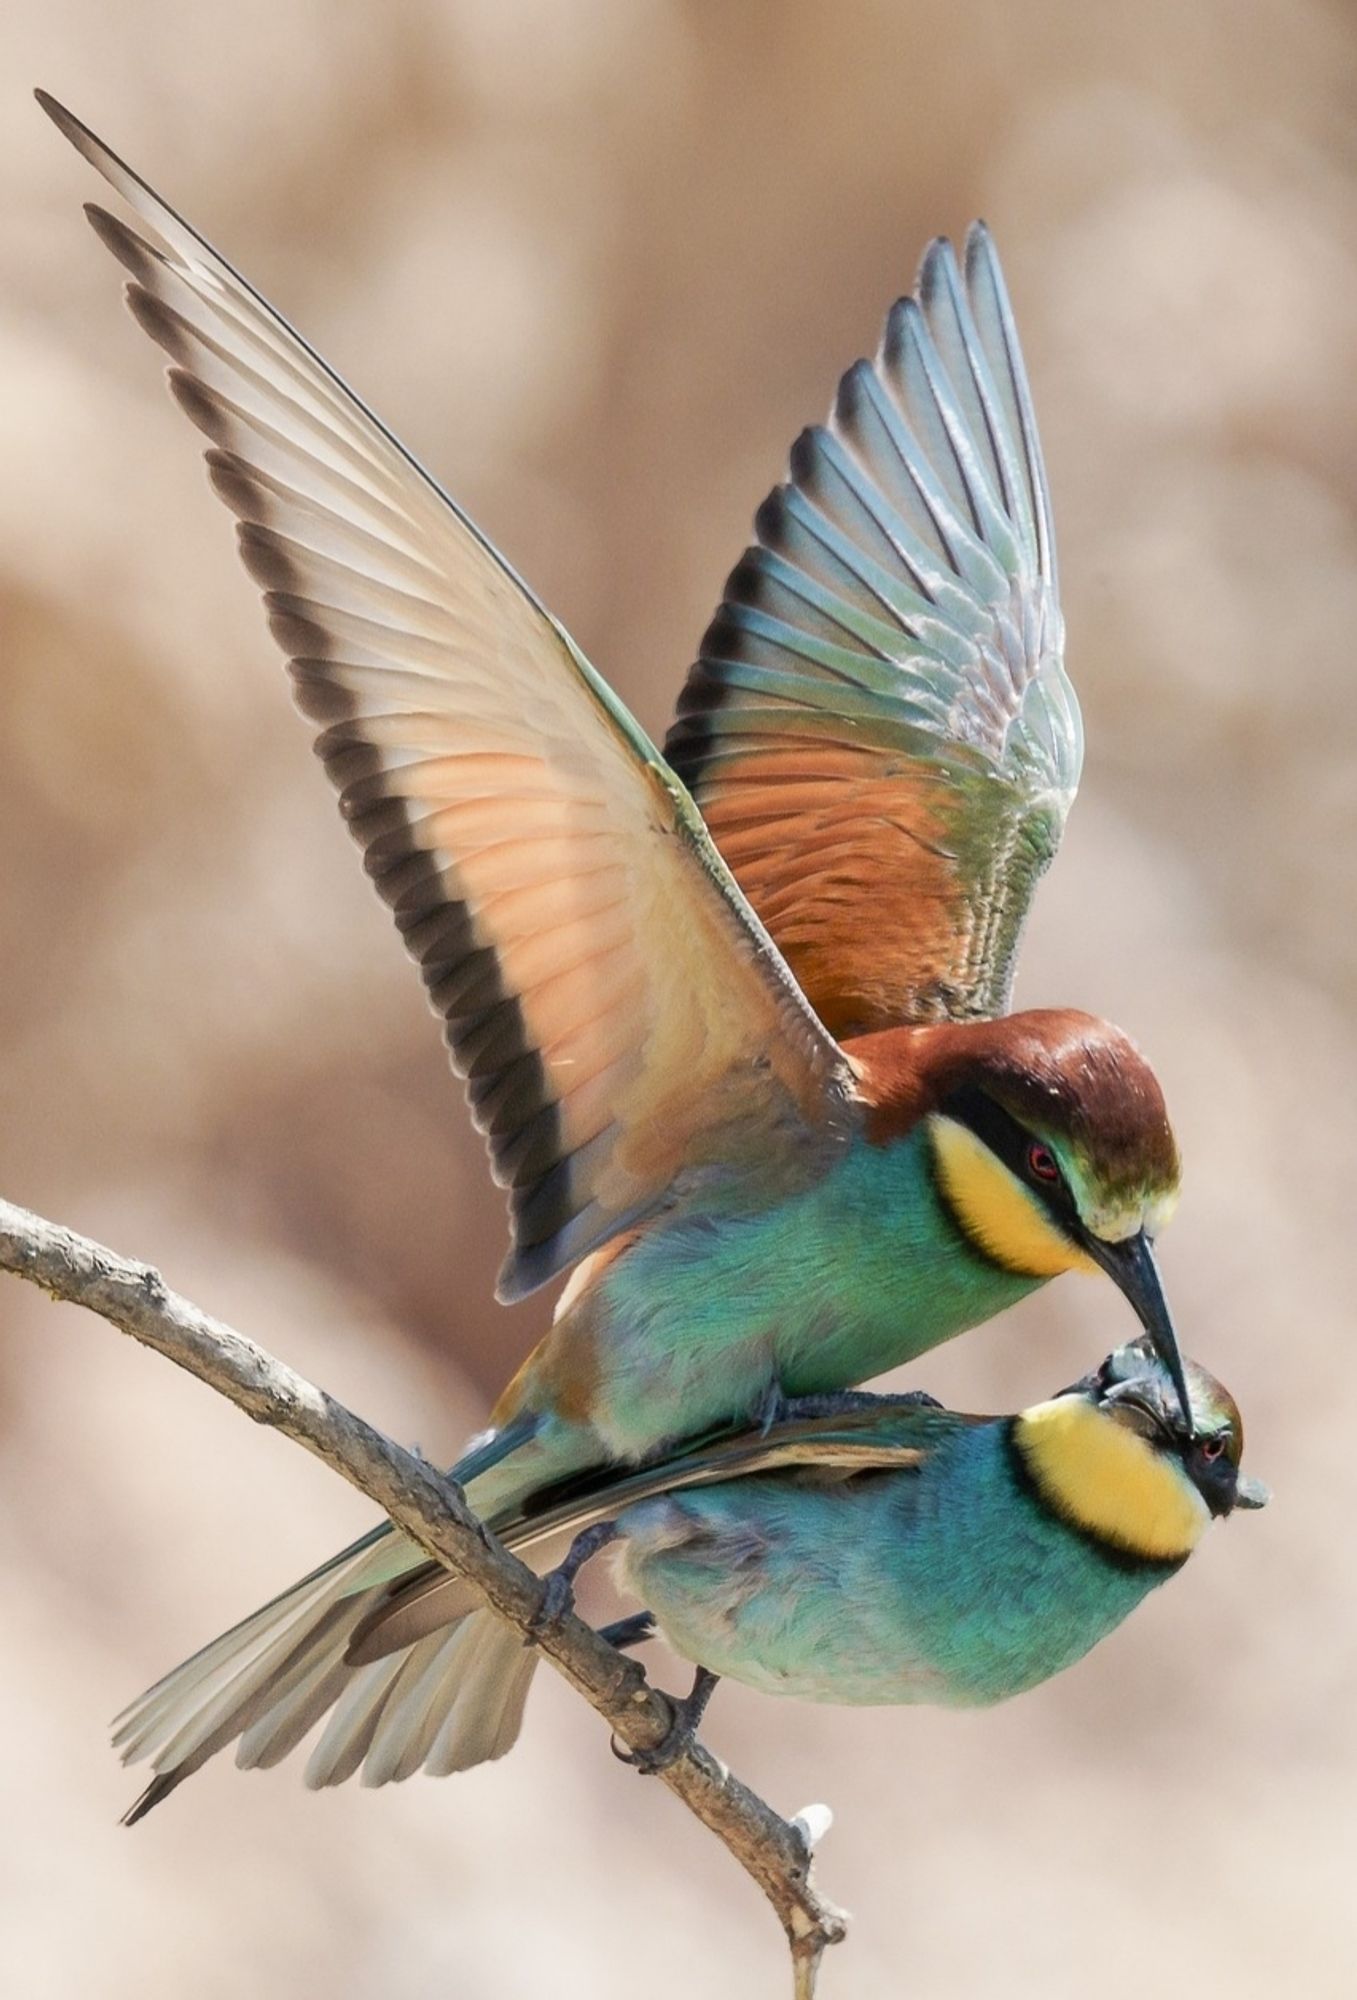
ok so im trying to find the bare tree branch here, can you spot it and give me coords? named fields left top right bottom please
left=0, top=1196, right=848, bottom=1994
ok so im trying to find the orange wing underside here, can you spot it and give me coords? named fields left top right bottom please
left=695, top=741, right=1015, bottom=1036
left=45, top=92, right=855, bottom=1306
left=665, top=224, right=1079, bottom=1033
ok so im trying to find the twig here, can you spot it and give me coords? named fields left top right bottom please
left=0, top=1196, right=848, bottom=1994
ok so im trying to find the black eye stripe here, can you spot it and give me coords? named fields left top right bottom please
left=942, top=1087, right=1026, bottom=1165
left=942, top=1087, right=1079, bottom=1223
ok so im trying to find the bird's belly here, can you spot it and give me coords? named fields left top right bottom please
left=621, top=1536, right=977, bottom=1707
left=617, top=1468, right=1161, bottom=1710
left=642, top=1580, right=960, bottom=1707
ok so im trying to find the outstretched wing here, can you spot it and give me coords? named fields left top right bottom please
left=666, top=224, right=1081, bottom=1036
left=346, top=1392, right=973, bottom=1663
left=40, top=93, right=854, bottom=1300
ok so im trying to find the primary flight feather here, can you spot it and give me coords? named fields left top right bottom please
left=38, top=89, right=1200, bottom=1806
left=669, top=225, right=1080, bottom=1034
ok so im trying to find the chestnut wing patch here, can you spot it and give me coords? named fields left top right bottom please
left=667, top=225, right=1081, bottom=1034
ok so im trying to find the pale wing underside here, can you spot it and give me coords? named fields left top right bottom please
left=41, top=94, right=854, bottom=1298
left=667, top=225, right=1082, bottom=1034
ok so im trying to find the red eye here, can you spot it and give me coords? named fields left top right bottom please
left=1027, top=1142, right=1060, bottom=1184
left=1199, top=1436, right=1227, bottom=1463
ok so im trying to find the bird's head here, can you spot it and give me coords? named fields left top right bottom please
left=856, top=1008, right=1191, bottom=1419
left=1013, top=1337, right=1269, bottom=1564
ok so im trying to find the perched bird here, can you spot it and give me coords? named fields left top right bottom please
left=115, top=1339, right=1266, bottom=1811
left=39, top=98, right=1201, bottom=1795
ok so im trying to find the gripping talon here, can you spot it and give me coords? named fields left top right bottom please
left=754, top=1379, right=792, bottom=1435
left=612, top=1666, right=720, bottom=1775
left=524, top=1518, right=620, bottom=1647
left=525, top=1567, right=576, bottom=1644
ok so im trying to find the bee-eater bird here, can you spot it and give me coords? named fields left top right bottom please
left=39, top=96, right=1201, bottom=1792
left=116, top=1339, right=1265, bottom=1812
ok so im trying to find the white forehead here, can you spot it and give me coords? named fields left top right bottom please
left=1079, top=1185, right=1180, bottom=1244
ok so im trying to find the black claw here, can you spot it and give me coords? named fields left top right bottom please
left=524, top=1518, right=621, bottom=1647
left=755, top=1380, right=793, bottom=1434
left=524, top=1567, right=576, bottom=1644
left=612, top=1666, right=720, bottom=1775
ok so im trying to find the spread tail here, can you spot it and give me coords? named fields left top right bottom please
left=116, top=1416, right=578, bottom=1819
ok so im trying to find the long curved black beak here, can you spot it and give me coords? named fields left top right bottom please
left=1082, top=1230, right=1194, bottom=1429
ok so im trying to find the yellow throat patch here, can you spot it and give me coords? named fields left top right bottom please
left=928, top=1115, right=1097, bottom=1278
left=1014, top=1397, right=1210, bottom=1562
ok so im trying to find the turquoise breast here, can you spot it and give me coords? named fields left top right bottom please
left=588, top=1129, right=1042, bottom=1457
left=620, top=1421, right=1178, bottom=1707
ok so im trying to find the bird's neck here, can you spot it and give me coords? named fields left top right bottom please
left=1011, top=1399, right=1208, bottom=1564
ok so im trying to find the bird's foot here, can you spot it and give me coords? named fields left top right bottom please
left=525, top=1519, right=620, bottom=1646
left=612, top=1666, right=720, bottom=1775
left=781, top=1389, right=880, bottom=1418
left=598, top=1609, right=657, bottom=1653
left=525, top=1568, right=575, bottom=1642
left=755, top=1379, right=794, bottom=1435
left=771, top=1387, right=942, bottom=1420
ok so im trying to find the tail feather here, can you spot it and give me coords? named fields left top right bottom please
left=304, top=1648, right=419, bottom=1790
left=361, top=1628, right=473, bottom=1788
left=122, top=1769, right=187, bottom=1827
left=113, top=1416, right=597, bottom=1813
left=347, top=1568, right=485, bottom=1663
left=112, top=1523, right=403, bottom=1757
left=155, top=1611, right=358, bottom=1788
left=115, top=1526, right=559, bottom=1813
left=424, top=1616, right=536, bottom=1777
left=115, top=1540, right=409, bottom=1783
left=159, top=1598, right=363, bottom=1775
left=296, top=1612, right=541, bottom=1790
left=235, top=1611, right=370, bottom=1771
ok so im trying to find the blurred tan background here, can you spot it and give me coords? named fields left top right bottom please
left=1, top=1, right=1353, bottom=1993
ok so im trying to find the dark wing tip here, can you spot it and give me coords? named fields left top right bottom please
left=494, top=1248, right=538, bottom=1305
left=879, top=290, right=923, bottom=371
left=165, top=366, right=234, bottom=445
left=120, top=1769, right=184, bottom=1827
left=833, top=355, right=875, bottom=424
left=34, top=86, right=71, bottom=128
left=35, top=90, right=106, bottom=170
left=915, top=231, right=960, bottom=300
left=962, top=218, right=1002, bottom=287
left=123, top=280, right=186, bottom=357
left=83, top=201, right=151, bottom=277
left=786, top=424, right=826, bottom=486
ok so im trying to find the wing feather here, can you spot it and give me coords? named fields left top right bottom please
left=346, top=1394, right=973, bottom=1664
left=40, top=92, right=854, bottom=1299
left=668, top=224, right=1081, bottom=1034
